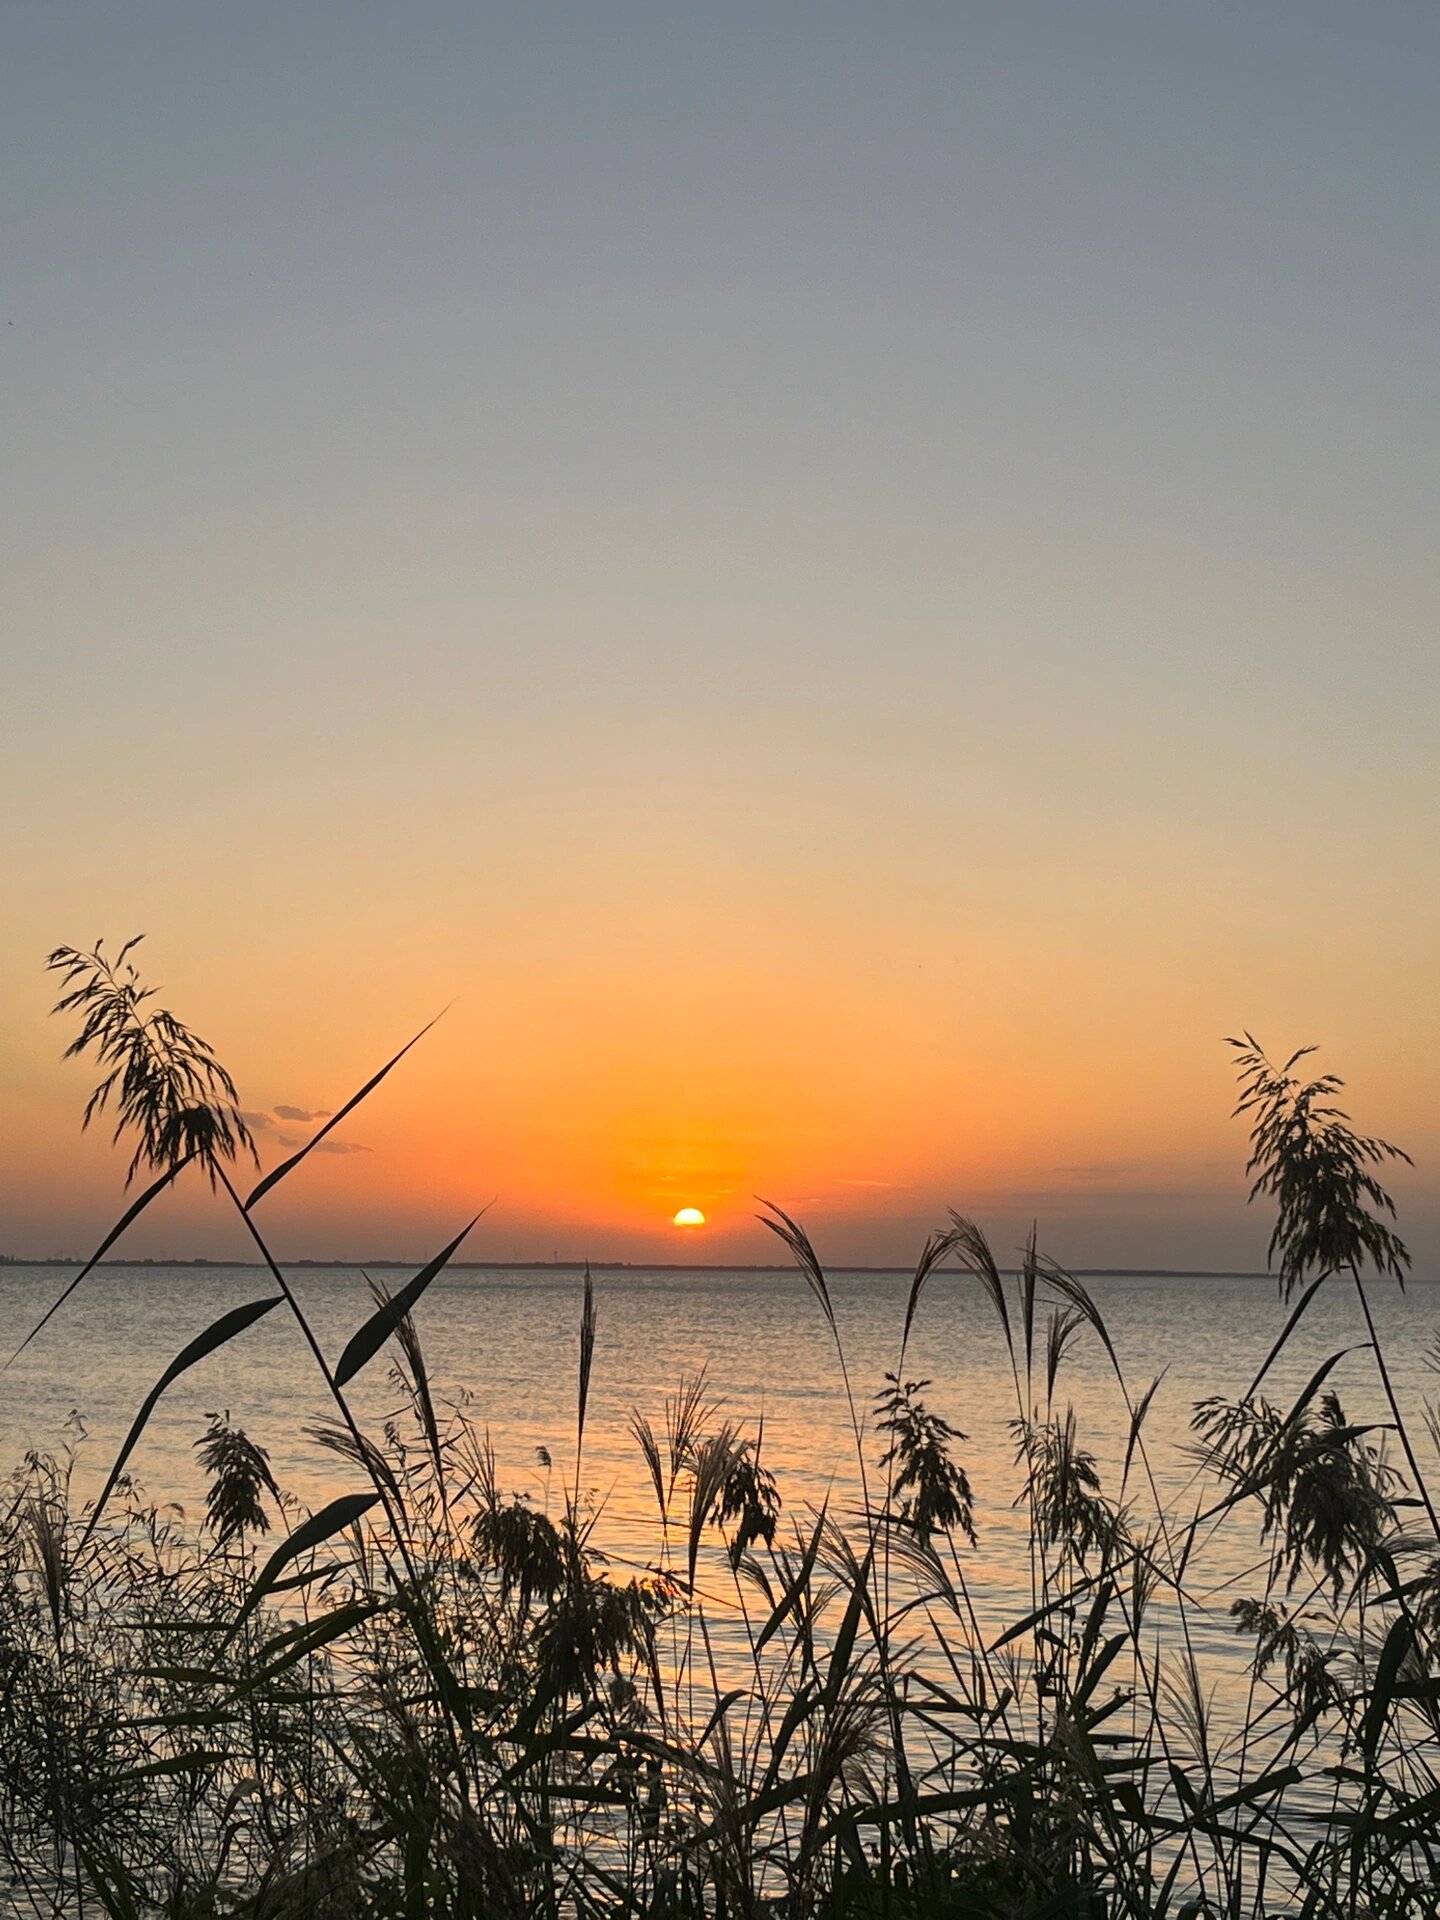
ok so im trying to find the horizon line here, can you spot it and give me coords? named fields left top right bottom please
left=0, top=1255, right=1280, bottom=1279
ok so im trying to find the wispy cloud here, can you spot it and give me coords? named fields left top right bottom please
left=242, top=1109, right=368, bottom=1155
left=1053, top=1162, right=1138, bottom=1179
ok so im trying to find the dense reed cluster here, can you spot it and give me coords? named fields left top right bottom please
left=2, top=948, right=1438, bottom=1916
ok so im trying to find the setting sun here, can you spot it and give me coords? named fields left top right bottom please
left=672, top=1207, right=706, bottom=1228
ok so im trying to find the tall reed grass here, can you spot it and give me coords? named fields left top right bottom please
left=1, top=948, right=1437, bottom=1916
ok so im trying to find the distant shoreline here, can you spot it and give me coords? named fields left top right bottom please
left=1, top=1257, right=1276, bottom=1279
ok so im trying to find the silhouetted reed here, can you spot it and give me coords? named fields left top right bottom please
left=2, top=949, right=1438, bottom=1916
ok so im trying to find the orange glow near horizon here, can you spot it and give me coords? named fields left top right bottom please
left=7, top=889, right=1437, bottom=1273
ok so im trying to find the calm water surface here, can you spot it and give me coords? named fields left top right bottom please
left=10, top=1258, right=1435, bottom=1887
left=3, top=1261, right=1437, bottom=1702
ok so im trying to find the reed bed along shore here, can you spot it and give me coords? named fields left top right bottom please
left=2, top=940, right=1438, bottom=1918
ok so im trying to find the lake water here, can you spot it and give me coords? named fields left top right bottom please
left=4, top=1258, right=1436, bottom=1673
left=3, top=1256, right=1436, bottom=1899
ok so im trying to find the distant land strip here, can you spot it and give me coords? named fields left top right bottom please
left=0, top=1256, right=1279, bottom=1278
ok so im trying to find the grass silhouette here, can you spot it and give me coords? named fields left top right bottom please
left=1, top=941, right=1437, bottom=1916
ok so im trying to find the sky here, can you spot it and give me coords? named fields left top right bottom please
left=3, top=3, right=1437, bottom=1271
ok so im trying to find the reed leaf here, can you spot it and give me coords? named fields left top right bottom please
left=234, top=1598, right=384, bottom=1694
left=83, top=1295, right=283, bottom=1540
left=755, top=1510, right=828, bottom=1655
left=3, top=1154, right=194, bottom=1372
left=577, top=1262, right=597, bottom=1471
left=369, top=1272, right=446, bottom=1501
left=243, top=1010, right=445, bottom=1209
left=228, top=1491, right=380, bottom=1639
left=819, top=1547, right=872, bottom=1713
left=333, top=1212, right=484, bottom=1386
left=1361, top=1611, right=1415, bottom=1766
left=1243, top=1272, right=1330, bottom=1403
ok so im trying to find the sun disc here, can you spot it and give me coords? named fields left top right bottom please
left=672, top=1207, right=706, bottom=1228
